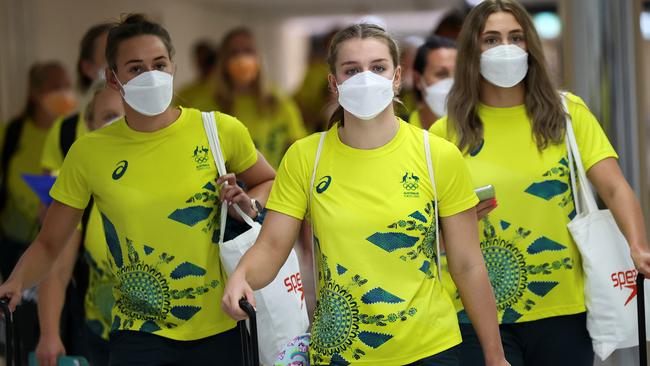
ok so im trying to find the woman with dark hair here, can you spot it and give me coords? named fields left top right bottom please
left=223, top=23, right=509, bottom=366
left=191, top=27, right=306, bottom=169
left=410, top=35, right=457, bottom=130
left=0, top=14, right=275, bottom=366
left=431, top=1, right=650, bottom=365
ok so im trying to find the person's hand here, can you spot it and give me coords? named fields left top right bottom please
left=36, top=333, right=66, bottom=366
left=631, top=247, right=650, bottom=276
left=477, top=198, right=498, bottom=220
left=217, top=174, right=257, bottom=220
left=0, top=279, right=23, bottom=311
left=221, top=270, right=256, bottom=321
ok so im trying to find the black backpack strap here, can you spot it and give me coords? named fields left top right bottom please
left=59, top=114, right=79, bottom=157
left=0, top=117, right=26, bottom=213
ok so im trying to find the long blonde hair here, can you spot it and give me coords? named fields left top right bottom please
left=448, top=0, right=565, bottom=153
left=326, top=24, right=401, bottom=128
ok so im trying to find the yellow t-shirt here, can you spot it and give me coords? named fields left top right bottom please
left=40, top=114, right=114, bottom=340
left=82, top=205, right=115, bottom=340
left=431, top=93, right=618, bottom=324
left=174, top=79, right=216, bottom=109
left=408, top=109, right=423, bottom=129
left=0, top=119, right=52, bottom=242
left=267, top=119, right=478, bottom=365
left=50, top=107, right=258, bottom=340
left=293, top=61, right=331, bottom=133
left=41, top=114, right=88, bottom=174
left=190, top=91, right=307, bottom=169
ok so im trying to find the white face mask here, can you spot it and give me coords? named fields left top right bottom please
left=423, top=78, right=453, bottom=117
left=114, top=70, right=173, bottom=116
left=337, top=71, right=395, bottom=120
left=480, top=44, right=528, bottom=88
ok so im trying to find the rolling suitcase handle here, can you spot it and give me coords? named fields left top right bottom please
left=639, top=274, right=647, bottom=366
left=1, top=298, right=17, bottom=366
left=239, top=298, right=259, bottom=366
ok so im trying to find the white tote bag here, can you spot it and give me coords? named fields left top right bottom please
left=201, top=112, right=309, bottom=365
left=563, top=98, right=643, bottom=360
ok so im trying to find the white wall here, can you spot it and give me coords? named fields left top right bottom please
left=0, top=0, right=243, bottom=121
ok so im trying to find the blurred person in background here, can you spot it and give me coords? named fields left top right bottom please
left=432, top=8, right=468, bottom=40
left=199, top=27, right=306, bottom=169
left=293, top=30, right=339, bottom=134
left=0, top=60, right=74, bottom=364
left=42, top=23, right=112, bottom=176
left=175, top=40, right=218, bottom=107
left=36, top=80, right=124, bottom=366
left=410, top=35, right=457, bottom=130
left=397, top=35, right=425, bottom=121
left=34, top=23, right=112, bottom=365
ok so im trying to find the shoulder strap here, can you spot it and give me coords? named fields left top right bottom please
left=0, top=117, right=26, bottom=212
left=562, top=94, right=598, bottom=216
left=308, top=132, right=327, bottom=301
left=201, top=111, right=256, bottom=244
left=59, top=114, right=79, bottom=157
left=422, top=130, right=441, bottom=280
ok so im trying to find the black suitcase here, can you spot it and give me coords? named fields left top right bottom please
left=638, top=274, right=647, bottom=366
left=1, top=298, right=20, bottom=366
left=238, top=298, right=259, bottom=366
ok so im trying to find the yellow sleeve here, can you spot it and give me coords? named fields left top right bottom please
left=283, top=98, right=308, bottom=142
left=265, top=137, right=314, bottom=220
left=49, top=139, right=91, bottom=210
left=214, top=112, right=258, bottom=174
left=432, top=134, right=479, bottom=217
left=41, top=118, right=64, bottom=173
left=565, top=93, right=618, bottom=171
left=429, top=116, right=450, bottom=140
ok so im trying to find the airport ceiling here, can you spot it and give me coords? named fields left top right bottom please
left=195, top=0, right=556, bottom=17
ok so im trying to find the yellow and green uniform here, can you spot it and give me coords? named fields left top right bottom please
left=408, top=109, right=423, bottom=129
left=267, top=119, right=478, bottom=365
left=431, top=93, right=618, bottom=324
left=41, top=115, right=114, bottom=340
left=41, top=114, right=88, bottom=174
left=0, top=119, right=52, bottom=242
left=175, top=79, right=216, bottom=109
left=191, top=91, right=307, bottom=169
left=50, top=107, right=258, bottom=340
left=293, top=61, right=330, bottom=133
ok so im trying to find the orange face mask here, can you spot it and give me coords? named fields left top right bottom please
left=227, top=54, right=260, bottom=86
left=41, top=90, right=77, bottom=117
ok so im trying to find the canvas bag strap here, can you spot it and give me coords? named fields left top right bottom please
left=422, top=130, right=442, bottom=280
left=561, top=94, right=599, bottom=215
left=201, top=111, right=256, bottom=246
left=307, top=132, right=327, bottom=299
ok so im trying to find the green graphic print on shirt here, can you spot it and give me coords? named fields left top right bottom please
left=456, top=158, right=577, bottom=324
left=102, top=181, right=223, bottom=333
left=84, top=250, right=116, bottom=339
left=311, top=202, right=439, bottom=364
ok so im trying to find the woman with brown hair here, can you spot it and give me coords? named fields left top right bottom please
left=431, top=1, right=650, bottom=365
left=223, top=23, right=509, bottom=366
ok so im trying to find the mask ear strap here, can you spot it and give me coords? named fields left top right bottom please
left=111, top=70, right=126, bottom=96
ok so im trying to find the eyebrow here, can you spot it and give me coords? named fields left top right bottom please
left=124, top=55, right=169, bottom=66
left=339, top=58, right=389, bottom=67
left=482, top=29, right=524, bottom=36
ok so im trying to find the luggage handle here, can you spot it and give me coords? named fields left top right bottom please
left=1, top=297, right=16, bottom=366
left=238, top=298, right=259, bottom=366
left=638, top=274, right=646, bottom=366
